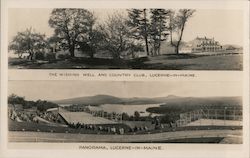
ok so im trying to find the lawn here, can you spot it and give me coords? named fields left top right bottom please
left=136, top=137, right=225, bottom=143
left=9, top=128, right=242, bottom=143
left=8, top=119, right=130, bottom=134
left=9, top=119, right=242, bottom=134
left=9, top=118, right=242, bottom=143
left=9, top=53, right=243, bottom=70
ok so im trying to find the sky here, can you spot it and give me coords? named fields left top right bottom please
left=8, top=81, right=242, bottom=101
left=8, top=8, right=244, bottom=46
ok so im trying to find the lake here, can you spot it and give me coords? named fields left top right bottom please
left=59, top=103, right=163, bottom=117
left=98, top=103, right=163, bottom=117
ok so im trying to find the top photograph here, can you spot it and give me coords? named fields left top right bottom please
left=8, top=8, right=243, bottom=70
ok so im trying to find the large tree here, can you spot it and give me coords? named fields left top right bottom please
left=9, top=28, right=46, bottom=60
left=169, top=9, right=195, bottom=54
left=49, top=9, right=95, bottom=57
left=77, top=15, right=107, bottom=58
left=101, top=13, right=143, bottom=59
left=127, top=9, right=150, bottom=55
left=83, top=12, right=97, bottom=58
left=149, top=9, right=170, bottom=56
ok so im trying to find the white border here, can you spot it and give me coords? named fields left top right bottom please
left=1, top=1, right=249, bottom=158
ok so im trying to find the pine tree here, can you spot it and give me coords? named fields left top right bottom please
left=149, top=9, right=170, bottom=56
left=127, top=9, right=150, bottom=56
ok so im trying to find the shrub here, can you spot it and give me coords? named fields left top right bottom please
left=35, top=52, right=45, bottom=60
left=45, top=53, right=56, bottom=61
left=57, top=54, right=70, bottom=60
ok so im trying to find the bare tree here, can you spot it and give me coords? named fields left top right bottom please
left=9, top=28, right=46, bottom=60
left=77, top=14, right=107, bottom=59
left=169, top=9, right=195, bottom=54
left=101, top=12, right=143, bottom=59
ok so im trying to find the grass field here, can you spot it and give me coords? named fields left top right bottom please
left=9, top=53, right=243, bottom=70
left=9, top=129, right=242, bottom=143
left=9, top=116, right=243, bottom=143
left=144, top=54, right=242, bottom=70
left=8, top=119, right=129, bottom=134
left=136, top=137, right=225, bottom=143
left=9, top=119, right=242, bottom=134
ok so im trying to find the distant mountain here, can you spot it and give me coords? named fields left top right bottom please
left=146, top=96, right=242, bottom=114
left=54, top=95, right=242, bottom=108
left=55, top=95, right=123, bottom=105
left=165, top=95, right=179, bottom=99
left=160, top=96, right=242, bottom=107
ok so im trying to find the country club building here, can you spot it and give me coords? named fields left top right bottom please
left=190, top=36, right=223, bottom=53
left=180, top=36, right=223, bottom=53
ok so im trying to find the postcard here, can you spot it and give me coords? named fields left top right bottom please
left=0, top=0, right=249, bottom=158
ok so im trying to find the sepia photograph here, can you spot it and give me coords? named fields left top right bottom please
left=8, top=80, right=243, bottom=143
left=1, top=0, right=249, bottom=157
left=8, top=8, right=243, bottom=70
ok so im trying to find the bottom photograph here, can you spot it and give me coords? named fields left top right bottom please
left=8, top=80, right=242, bottom=144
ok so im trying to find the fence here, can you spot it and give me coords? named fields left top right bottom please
left=176, top=107, right=242, bottom=127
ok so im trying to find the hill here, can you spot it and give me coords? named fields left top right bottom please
left=55, top=94, right=181, bottom=105
left=54, top=95, right=241, bottom=108
left=54, top=95, right=123, bottom=105
left=146, top=96, right=242, bottom=114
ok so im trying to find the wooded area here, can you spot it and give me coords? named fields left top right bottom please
left=9, top=9, right=195, bottom=60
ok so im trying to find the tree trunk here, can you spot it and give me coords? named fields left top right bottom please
left=170, top=15, right=174, bottom=46
left=113, top=51, right=120, bottom=59
left=145, top=36, right=149, bottom=55
left=176, top=45, right=179, bottom=54
left=170, top=30, right=173, bottom=45
left=154, top=44, right=157, bottom=56
left=90, top=52, right=94, bottom=58
left=29, top=53, right=34, bottom=60
left=69, top=46, right=75, bottom=57
left=143, top=9, right=149, bottom=56
left=90, top=48, right=95, bottom=58
left=158, top=19, right=163, bottom=56
left=176, top=23, right=185, bottom=55
left=158, top=42, right=161, bottom=55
